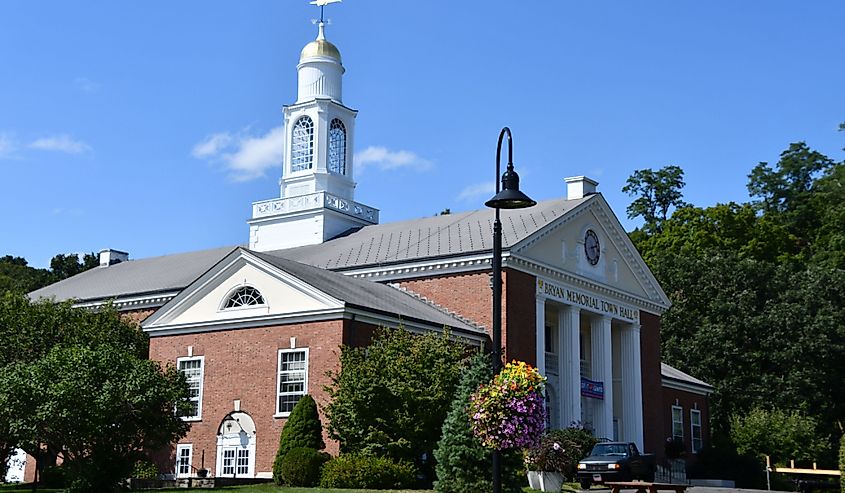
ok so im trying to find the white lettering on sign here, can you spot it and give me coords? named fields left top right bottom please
left=536, top=278, right=639, bottom=322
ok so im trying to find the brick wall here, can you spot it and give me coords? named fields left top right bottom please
left=640, top=311, right=664, bottom=455
left=396, top=271, right=492, bottom=331
left=662, top=387, right=710, bottom=459
left=148, top=319, right=345, bottom=477
left=504, top=269, right=537, bottom=364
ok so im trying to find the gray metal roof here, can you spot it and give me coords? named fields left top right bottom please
left=30, top=196, right=590, bottom=303
left=661, top=363, right=713, bottom=390
left=30, top=246, right=238, bottom=303
left=270, top=196, right=589, bottom=270
left=249, top=250, right=483, bottom=333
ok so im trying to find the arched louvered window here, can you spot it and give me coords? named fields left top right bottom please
left=223, top=286, right=265, bottom=309
left=328, top=118, right=346, bottom=175
left=291, top=116, right=314, bottom=172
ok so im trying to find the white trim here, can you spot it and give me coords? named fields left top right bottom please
left=345, top=252, right=493, bottom=281
left=177, top=356, right=204, bottom=421
left=217, top=283, right=268, bottom=312
left=671, top=405, right=684, bottom=441
left=276, top=347, right=309, bottom=417
left=690, top=409, right=703, bottom=453
left=661, top=377, right=713, bottom=395
left=175, top=444, right=193, bottom=478
left=72, top=291, right=180, bottom=311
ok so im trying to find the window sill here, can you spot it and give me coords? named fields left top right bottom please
left=181, top=417, right=202, bottom=422
left=273, top=413, right=292, bottom=419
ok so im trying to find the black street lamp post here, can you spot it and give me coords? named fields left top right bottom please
left=484, top=127, right=536, bottom=493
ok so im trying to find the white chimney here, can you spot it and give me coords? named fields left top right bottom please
left=99, top=249, right=129, bottom=267
left=564, top=176, right=598, bottom=200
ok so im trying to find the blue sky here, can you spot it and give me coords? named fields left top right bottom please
left=2, top=1, right=843, bottom=268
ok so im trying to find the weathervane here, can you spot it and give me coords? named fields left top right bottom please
left=309, top=0, right=341, bottom=24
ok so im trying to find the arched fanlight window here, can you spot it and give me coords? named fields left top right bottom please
left=328, top=118, right=346, bottom=175
left=291, top=116, right=314, bottom=172
left=223, top=286, right=265, bottom=309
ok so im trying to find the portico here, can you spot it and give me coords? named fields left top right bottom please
left=535, top=276, right=643, bottom=450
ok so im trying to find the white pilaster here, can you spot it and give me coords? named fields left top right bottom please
left=558, top=305, right=581, bottom=428
left=590, top=315, right=613, bottom=440
left=535, top=296, right=546, bottom=377
left=620, top=323, right=644, bottom=450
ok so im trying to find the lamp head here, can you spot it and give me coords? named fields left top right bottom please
left=485, top=166, right=537, bottom=209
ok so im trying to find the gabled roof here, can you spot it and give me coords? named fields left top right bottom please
left=142, top=248, right=484, bottom=336
left=248, top=250, right=484, bottom=333
left=30, top=197, right=591, bottom=303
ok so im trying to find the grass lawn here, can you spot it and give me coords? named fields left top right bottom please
left=156, top=486, right=432, bottom=493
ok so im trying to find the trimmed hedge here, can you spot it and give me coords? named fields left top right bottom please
left=319, top=454, right=416, bottom=489
left=281, top=447, right=330, bottom=487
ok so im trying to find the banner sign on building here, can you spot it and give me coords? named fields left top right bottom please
left=536, top=278, right=639, bottom=323
left=581, top=377, right=604, bottom=399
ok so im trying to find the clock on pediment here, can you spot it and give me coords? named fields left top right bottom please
left=584, top=229, right=600, bottom=266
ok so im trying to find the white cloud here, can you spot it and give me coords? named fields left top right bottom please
left=457, top=181, right=495, bottom=202
left=74, top=77, right=100, bottom=93
left=354, top=145, right=433, bottom=172
left=192, top=126, right=285, bottom=182
left=192, top=132, right=233, bottom=158
left=29, top=135, right=91, bottom=154
left=0, top=133, right=17, bottom=158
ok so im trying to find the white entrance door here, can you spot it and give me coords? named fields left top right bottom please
left=217, top=445, right=251, bottom=477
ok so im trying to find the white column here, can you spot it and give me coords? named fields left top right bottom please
left=620, top=323, right=644, bottom=450
left=590, top=315, right=613, bottom=440
left=535, top=296, right=546, bottom=377
left=558, top=305, right=581, bottom=428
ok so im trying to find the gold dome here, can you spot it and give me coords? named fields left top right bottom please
left=300, top=39, right=341, bottom=63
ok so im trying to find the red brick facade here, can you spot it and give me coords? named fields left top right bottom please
left=148, top=319, right=348, bottom=476
left=661, top=386, right=710, bottom=459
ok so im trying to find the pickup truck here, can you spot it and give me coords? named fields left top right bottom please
left=576, top=441, right=656, bottom=488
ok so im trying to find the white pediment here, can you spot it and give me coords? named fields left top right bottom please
left=142, top=249, right=344, bottom=332
left=511, top=196, right=670, bottom=311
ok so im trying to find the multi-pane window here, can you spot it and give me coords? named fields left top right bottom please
left=671, top=405, right=684, bottom=441
left=221, top=448, right=235, bottom=476
left=176, top=444, right=192, bottom=478
left=328, top=118, right=346, bottom=174
left=690, top=409, right=703, bottom=453
left=291, top=116, right=314, bottom=172
left=277, top=348, right=308, bottom=415
left=223, top=286, right=265, bottom=309
left=177, top=357, right=204, bottom=420
left=237, top=449, right=250, bottom=476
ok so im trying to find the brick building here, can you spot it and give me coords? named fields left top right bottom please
left=23, top=19, right=710, bottom=482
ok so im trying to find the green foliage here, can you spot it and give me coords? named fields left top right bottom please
left=324, top=327, right=465, bottom=485
left=48, top=252, right=99, bottom=282
left=433, top=352, right=522, bottom=493
left=0, top=293, right=190, bottom=492
left=132, top=458, right=160, bottom=480
left=730, top=407, right=827, bottom=465
left=526, top=427, right=598, bottom=480
left=686, top=439, right=766, bottom=489
left=0, top=256, right=52, bottom=294
left=626, top=131, right=845, bottom=465
left=272, top=394, right=325, bottom=485
left=622, top=165, right=687, bottom=233
left=280, top=447, right=330, bottom=487
left=319, top=454, right=416, bottom=489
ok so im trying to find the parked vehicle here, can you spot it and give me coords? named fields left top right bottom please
left=576, top=441, right=656, bottom=488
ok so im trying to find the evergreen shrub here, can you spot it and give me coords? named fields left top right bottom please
left=272, top=394, right=325, bottom=485
left=280, top=447, right=330, bottom=487
left=433, top=352, right=523, bottom=493
left=319, top=454, right=416, bottom=489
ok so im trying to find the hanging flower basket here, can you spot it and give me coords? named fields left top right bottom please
left=468, top=360, right=546, bottom=450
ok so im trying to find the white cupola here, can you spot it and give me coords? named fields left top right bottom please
left=248, top=21, right=379, bottom=252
